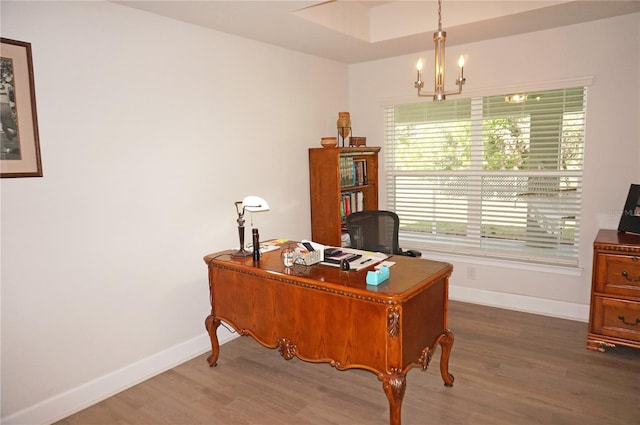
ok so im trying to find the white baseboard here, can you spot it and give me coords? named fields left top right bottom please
left=449, top=285, right=590, bottom=322
left=1, top=329, right=238, bottom=425
left=3, top=291, right=587, bottom=425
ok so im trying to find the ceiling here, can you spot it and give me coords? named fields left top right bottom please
left=115, top=1, right=640, bottom=64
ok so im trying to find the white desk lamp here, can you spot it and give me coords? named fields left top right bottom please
left=231, top=195, right=269, bottom=258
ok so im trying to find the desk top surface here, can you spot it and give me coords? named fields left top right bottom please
left=595, top=229, right=640, bottom=248
left=204, top=246, right=452, bottom=299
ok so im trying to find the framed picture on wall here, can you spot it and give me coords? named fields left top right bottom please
left=1, top=37, right=42, bottom=178
left=618, top=184, right=640, bottom=234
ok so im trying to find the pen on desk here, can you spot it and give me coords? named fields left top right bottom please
left=361, top=258, right=372, bottom=264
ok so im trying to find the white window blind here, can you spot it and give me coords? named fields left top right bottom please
left=384, top=87, right=586, bottom=266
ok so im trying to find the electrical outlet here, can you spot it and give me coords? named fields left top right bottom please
left=467, top=266, right=476, bottom=280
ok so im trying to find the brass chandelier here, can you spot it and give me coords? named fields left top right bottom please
left=414, top=0, right=466, bottom=101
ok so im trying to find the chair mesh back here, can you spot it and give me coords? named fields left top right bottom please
left=346, top=210, right=400, bottom=255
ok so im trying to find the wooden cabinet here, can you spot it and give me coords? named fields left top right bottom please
left=587, top=229, right=640, bottom=351
left=309, top=146, right=380, bottom=247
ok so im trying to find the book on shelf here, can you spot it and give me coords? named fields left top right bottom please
left=340, top=156, right=353, bottom=187
left=353, top=159, right=367, bottom=186
left=340, top=190, right=365, bottom=221
left=356, top=191, right=364, bottom=211
left=340, top=156, right=368, bottom=188
left=344, top=193, right=351, bottom=217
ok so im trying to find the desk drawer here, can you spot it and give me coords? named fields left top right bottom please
left=590, top=297, right=640, bottom=342
left=594, top=253, right=640, bottom=297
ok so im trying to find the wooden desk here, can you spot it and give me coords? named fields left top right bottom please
left=204, top=247, right=454, bottom=425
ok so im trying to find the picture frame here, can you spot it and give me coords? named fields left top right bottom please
left=1, top=37, right=42, bottom=178
left=617, top=184, right=640, bottom=234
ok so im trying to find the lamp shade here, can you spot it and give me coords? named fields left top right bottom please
left=242, top=195, right=269, bottom=213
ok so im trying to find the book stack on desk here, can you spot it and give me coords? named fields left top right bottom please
left=322, top=247, right=388, bottom=271
left=323, top=248, right=362, bottom=265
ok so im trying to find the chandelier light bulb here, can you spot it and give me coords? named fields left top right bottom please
left=415, top=59, right=424, bottom=89
left=457, top=55, right=465, bottom=82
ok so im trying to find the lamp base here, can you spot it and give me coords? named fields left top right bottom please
left=231, top=248, right=252, bottom=259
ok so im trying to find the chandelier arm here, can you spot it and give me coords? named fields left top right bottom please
left=416, top=79, right=465, bottom=98
left=443, top=80, right=466, bottom=96
left=416, top=88, right=434, bottom=98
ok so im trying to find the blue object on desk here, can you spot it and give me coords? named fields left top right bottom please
left=366, top=265, right=390, bottom=286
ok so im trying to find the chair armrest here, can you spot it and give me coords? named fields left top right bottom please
left=400, top=249, right=422, bottom=258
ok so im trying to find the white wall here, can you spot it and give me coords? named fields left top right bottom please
left=3, top=3, right=639, bottom=424
left=0, top=1, right=348, bottom=423
left=349, top=13, right=640, bottom=318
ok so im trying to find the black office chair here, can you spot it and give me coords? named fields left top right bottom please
left=346, top=210, right=422, bottom=257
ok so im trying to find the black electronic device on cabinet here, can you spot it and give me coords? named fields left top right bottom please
left=618, top=184, right=640, bottom=235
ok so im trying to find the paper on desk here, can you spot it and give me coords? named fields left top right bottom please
left=349, top=253, right=388, bottom=270
left=245, top=240, right=282, bottom=254
left=259, top=242, right=281, bottom=254
left=375, top=261, right=396, bottom=269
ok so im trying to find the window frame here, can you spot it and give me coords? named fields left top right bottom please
left=384, top=83, right=589, bottom=267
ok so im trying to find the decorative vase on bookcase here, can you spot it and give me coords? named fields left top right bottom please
left=337, top=112, right=351, bottom=145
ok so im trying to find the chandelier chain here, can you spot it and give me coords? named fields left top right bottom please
left=437, top=0, right=442, bottom=31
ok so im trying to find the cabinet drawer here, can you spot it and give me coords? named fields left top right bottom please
left=590, top=297, right=640, bottom=342
left=594, top=253, right=640, bottom=297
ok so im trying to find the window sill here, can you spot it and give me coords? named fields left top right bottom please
left=411, top=249, right=584, bottom=277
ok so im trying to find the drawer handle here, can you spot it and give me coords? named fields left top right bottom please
left=621, top=271, right=640, bottom=282
left=617, top=315, right=640, bottom=326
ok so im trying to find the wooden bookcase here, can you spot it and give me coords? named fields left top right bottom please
left=309, top=146, right=380, bottom=247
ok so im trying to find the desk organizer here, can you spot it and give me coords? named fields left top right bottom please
left=293, top=248, right=323, bottom=266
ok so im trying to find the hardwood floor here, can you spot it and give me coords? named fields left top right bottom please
left=55, top=301, right=640, bottom=425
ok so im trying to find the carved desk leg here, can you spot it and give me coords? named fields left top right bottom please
left=204, top=314, right=220, bottom=367
left=439, top=329, right=455, bottom=387
left=382, top=369, right=406, bottom=425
